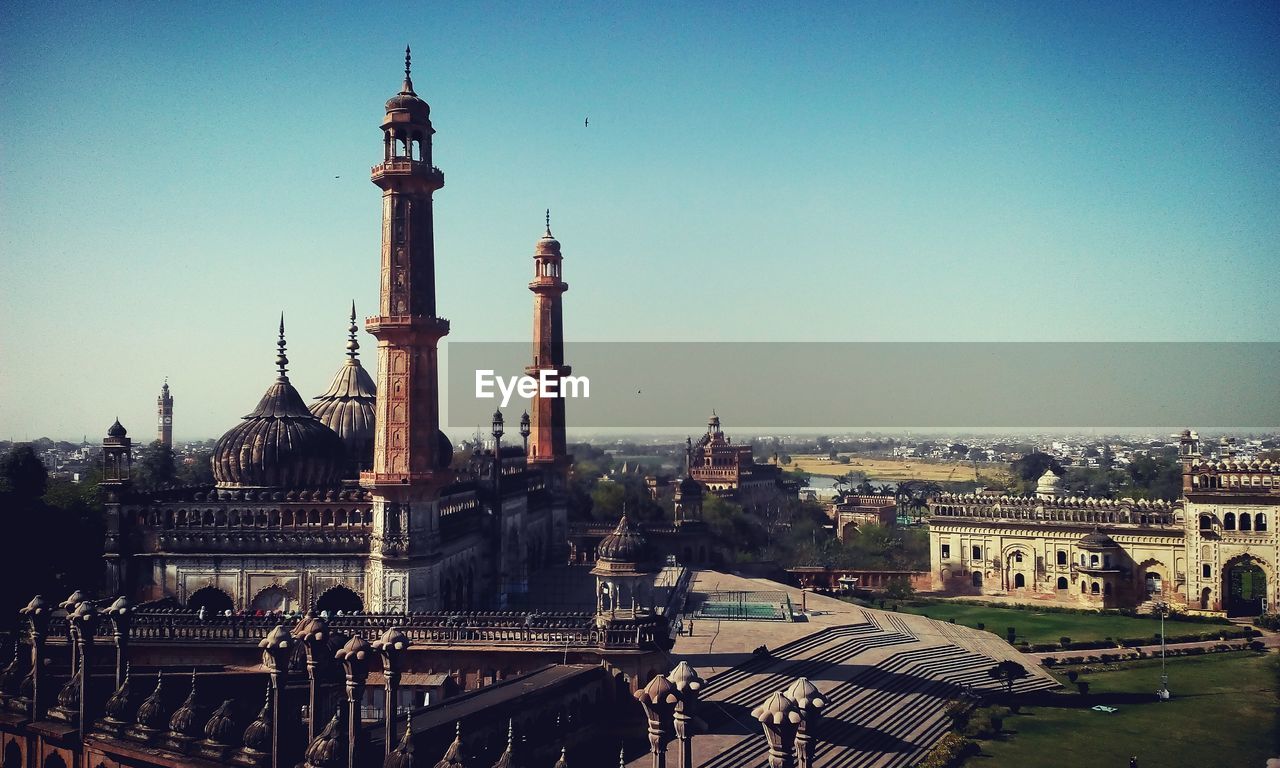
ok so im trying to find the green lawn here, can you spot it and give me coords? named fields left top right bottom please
left=966, top=652, right=1279, bottom=767
left=893, top=601, right=1238, bottom=645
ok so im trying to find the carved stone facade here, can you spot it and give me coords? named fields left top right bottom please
left=927, top=433, right=1279, bottom=616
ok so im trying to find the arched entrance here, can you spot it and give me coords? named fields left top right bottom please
left=1014, top=573, right=1026, bottom=589
left=971, top=572, right=982, bottom=588
left=4, top=742, right=21, bottom=768
left=314, top=585, right=363, bottom=614
left=188, top=586, right=234, bottom=615
left=1224, top=558, right=1268, bottom=617
left=250, top=586, right=295, bottom=614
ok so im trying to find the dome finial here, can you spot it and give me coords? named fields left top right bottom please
left=401, top=45, right=416, bottom=95
left=545, top=208, right=552, bottom=236
left=346, top=302, right=360, bottom=360
left=276, top=313, right=289, bottom=381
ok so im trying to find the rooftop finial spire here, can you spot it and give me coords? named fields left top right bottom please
left=401, top=45, right=415, bottom=94
left=346, top=301, right=360, bottom=360
left=545, top=208, right=552, bottom=235
left=276, top=313, right=289, bottom=380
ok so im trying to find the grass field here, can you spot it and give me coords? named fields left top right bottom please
left=894, top=601, right=1238, bottom=645
left=967, top=652, right=1279, bottom=767
left=788, top=454, right=1009, bottom=485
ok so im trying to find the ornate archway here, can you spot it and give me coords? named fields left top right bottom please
left=187, top=586, right=234, bottom=615
left=250, top=585, right=296, bottom=614
left=1224, top=556, right=1268, bottom=617
left=315, top=585, right=363, bottom=614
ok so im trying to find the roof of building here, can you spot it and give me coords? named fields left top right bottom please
left=385, top=46, right=430, bottom=121
left=1077, top=528, right=1120, bottom=549
left=212, top=317, right=347, bottom=489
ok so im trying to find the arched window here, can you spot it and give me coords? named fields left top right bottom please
left=972, top=545, right=982, bottom=560
left=1013, top=551, right=1024, bottom=563
left=1090, top=554, right=1100, bottom=567
left=1057, top=550, right=1067, bottom=566
left=314, top=585, right=363, bottom=614
left=1014, top=573, right=1026, bottom=588
left=1239, top=513, right=1251, bottom=531
left=1256, top=514, right=1267, bottom=532
left=1224, top=512, right=1236, bottom=530
left=1057, top=577, right=1068, bottom=590
left=1090, top=582, right=1100, bottom=595
left=188, top=586, right=234, bottom=615
left=1199, top=515, right=1212, bottom=531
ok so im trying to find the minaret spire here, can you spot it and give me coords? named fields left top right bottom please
left=402, top=45, right=415, bottom=94
left=276, top=313, right=289, bottom=381
left=347, top=301, right=360, bottom=360
left=545, top=208, right=552, bottom=235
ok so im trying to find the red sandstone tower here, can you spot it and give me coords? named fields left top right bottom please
left=361, top=48, right=453, bottom=611
left=156, top=380, right=173, bottom=447
left=525, top=212, right=572, bottom=477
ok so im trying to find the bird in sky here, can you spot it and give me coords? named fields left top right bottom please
left=584, top=117, right=589, bottom=127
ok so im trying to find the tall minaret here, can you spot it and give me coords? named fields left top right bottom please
left=156, top=380, right=173, bottom=446
left=525, top=210, right=572, bottom=475
left=362, top=47, right=452, bottom=612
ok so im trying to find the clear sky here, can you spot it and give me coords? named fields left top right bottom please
left=2, top=2, right=1277, bottom=441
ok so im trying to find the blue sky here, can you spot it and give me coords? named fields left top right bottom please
left=2, top=2, right=1277, bottom=440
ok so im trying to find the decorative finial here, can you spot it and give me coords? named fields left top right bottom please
left=545, top=208, right=552, bottom=235
left=618, top=746, right=626, bottom=768
left=405, top=45, right=412, bottom=79
left=507, top=717, right=514, bottom=749
left=346, top=302, right=360, bottom=360
left=401, top=45, right=415, bottom=95
left=276, top=313, right=289, bottom=380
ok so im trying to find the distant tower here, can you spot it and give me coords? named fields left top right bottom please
left=101, top=419, right=133, bottom=594
left=157, top=380, right=173, bottom=446
left=526, top=210, right=572, bottom=475
left=362, top=47, right=453, bottom=612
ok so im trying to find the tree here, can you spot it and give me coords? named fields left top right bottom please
left=0, top=444, right=48, bottom=500
left=884, top=575, right=915, bottom=601
left=135, top=440, right=176, bottom=489
left=1008, top=452, right=1063, bottom=494
left=987, top=660, right=1028, bottom=695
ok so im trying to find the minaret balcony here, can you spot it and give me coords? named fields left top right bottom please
left=371, top=159, right=443, bottom=185
left=365, top=314, right=450, bottom=339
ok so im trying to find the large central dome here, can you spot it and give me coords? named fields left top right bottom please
left=212, top=318, right=347, bottom=489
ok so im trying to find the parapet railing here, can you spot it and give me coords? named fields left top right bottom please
left=41, top=610, right=669, bottom=651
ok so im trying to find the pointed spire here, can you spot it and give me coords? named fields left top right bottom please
left=276, top=313, right=290, bottom=381
left=545, top=208, right=552, bottom=236
left=347, top=301, right=360, bottom=360
left=401, top=45, right=416, bottom=95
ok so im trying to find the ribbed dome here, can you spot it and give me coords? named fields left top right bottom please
left=385, top=47, right=430, bottom=121
left=597, top=515, right=647, bottom=564
left=240, top=686, right=272, bottom=753
left=213, top=319, right=347, bottom=489
left=108, top=418, right=128, bottom=438
left=310, top=306, right=377, bottom=475
left=135, top=672, right=168, bottom=730
left=103, top=672, right=133, bottom=722
left=167, top=673, right=202, bottom=737
left=203, top=699, right=238, bottom=744
left=304, top=710, right=346, bottom=768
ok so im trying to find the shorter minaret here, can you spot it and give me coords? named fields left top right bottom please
left=157, top=380, right=173, bottom=447
left=526, top=210, right=572, bottom=475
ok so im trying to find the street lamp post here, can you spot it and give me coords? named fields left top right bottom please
left=1154, top=600, right=1170, bottom=700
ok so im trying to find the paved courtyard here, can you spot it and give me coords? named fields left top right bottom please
left=637, top=571, right=1059, bottom=768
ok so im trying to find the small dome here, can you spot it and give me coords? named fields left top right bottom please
left=537, top=229, right=561, bottom=255
left=310, top=306, right=377, bottom=475
left=240, top=686, right=273, bottom=753
left=103, top=672, right=133, bottom=722
left=677, top=475, right=702, bottom=496
left=304, top=710, right=346, bottom=768
left=203, top=699, right=238, bottom=745
left=385, top=47, right=430, bottom=122
left=213, top=320, right=347, bottom=489
left=167, top=674, right=203, bottom=737
left=135, top=672, right=168, bottom=730
left=1078, top=528, right=1119, bottom=550
left=596, top=515, right=648, bottom=564
left=108, top=419, right=127, bottom=438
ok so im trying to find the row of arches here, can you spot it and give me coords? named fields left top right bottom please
left=186, top=584, right=364, bottom=615
left=933, top=506, right=1178, bottom=526
left=140, top=507, right=373, bottom=530
left=1192, top=473, right=1276, bottom=489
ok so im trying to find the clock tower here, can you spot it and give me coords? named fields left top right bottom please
left=156, top=380, right=173, bottom=447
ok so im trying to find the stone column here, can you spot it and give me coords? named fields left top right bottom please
left=665, top=662, right=704, bottom=768
left=634, top=673, right=676, bottom=768
left=371, top=626, right=411, bottom=756
left=104, top=596, right=132, bottom=689
left=258, top=625, right=294, bottom=768
left=69, top=601, right=100, bottom=740
left=19, top=595, right=50, bottom=720
left=293, top=614, right=330, bottom=744
left=751, top=692, right=801, bottom=768
left=335, top=636, right=372, bottom=768
left=784, top=678, right=827, bottom=768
